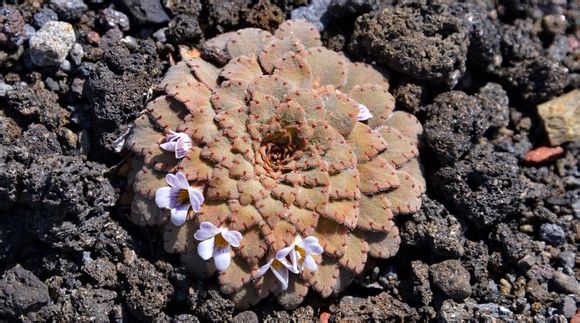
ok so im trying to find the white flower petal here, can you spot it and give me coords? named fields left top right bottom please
left=175, top=172, right=190, bottom=189
left=213, top=246, right=231, bottom=271
left=197, top=237, right=215, bottom=260
left=170, top=204, right=189, bottom=226
left=303, top=255, right=318, bottom=272
left=160, top=141, right=176, bottom=152
left=222, top=230, right=243, bottom=248
left=188, top=187, right=204, bottom=212
left=278, top=255, right=298, bottom=274
left=194, top=222, right=219, bottom=240
left=357, top=104, right=373, bottom=121
left=155, top=187, right=174, bottom=208
left=255, top=259, right=273, bottom=278
left=165, top=173, right=180, bottom=188
left=271, top=264, right=289, bottom=290
left=275, top=245, right=294, bottom=259
left=301, top=236, right=323, bottom=255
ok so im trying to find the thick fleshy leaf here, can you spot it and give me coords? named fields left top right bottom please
left=229, top=154, right=254, bottom=179
left=314, top=217, right=347, bottom=257
left=177, top=146, right=213, bottom=181
left=132, top=165, right=167, bottom=198
left=349, top=84, right=395, bottom=129
left=327, top=168, right=360, bottom=200
left=146, top=146, right=179, bottom=172
left=262, top=220, right=297, bottom=251
left=273, top=52, right=313, bottom=89
left=158, top=61, right=195, bottom=90
left=248, top=75, right=292, bottom=101
left=346, top=122, right=388, bottom=163
left=206, top=167, right=239, bottom=200
left=180, top=246, right=217, bottom=279
left=306, top=256, right=339, bottom=298
left=357, top=193, right=395, bottom=232
left=177, top=106, right=218, bottom=145
left=126, top=114, right=163, bottom=155
left=274, top=19, right=322, bottom=49
left=226, top=28, right=273, bottom=58
left=219, top=256, right=253, bottom=294
left=255, top=195, right=286, bottom=228
left=305, top=47, right=347, bottom=88
left=147, top=96, right=188, bottom=131
left=399, top=158, right=426, bottom=194
left=271, top=183, right=297, bottom=206
left=163, top=220, right=196, bottom=253
left=185, top=57, right=220, bottom=90
left=284, top=89, right=324, bottom=121
left=259, top=36, right=305, bottom=73
left=229, top=199, right=261, bottom=231
left=236, top=226, right=267, bottom=265
left=338, top=233, right=369, bottom=273
left=376, top=126, right=419, bottom=167
left=248, top=92, right=280, bottom=124
left=294, top=186, right=329, bottom=213
left=357, top=156, right=400, bottom=194
left=201, top=136, right=236, bottom=168
left=322, top=143, right=356, bottom=174
left=320, top=89, right=358, bottom=137
left=130, top=193, right=161, bottom=226
left=220, top=55, right=262, bottom=81
left=286, top=204, right=319, bottom=237
left=195, top=201, right=231, bottom=227
left=358, top=226, right=401, bottom=259
left=274, top=100, right=306, bottom=129
left=333, top=268, right=356, bottom=295
left=276, top=276, right=309, bottom=310
left=231, top=134, right=254, bottom=162
left=300, top=168, right=330, bottom=187
left=384, top=171, right=422, bottom=214
left=342, top=62, right=389, bottom=93
left=383, top=111, right=423, bottom=145
left=322, top=199, right=359, bottom=229
left=165, top=79, right=212, bottom=114
left=235, top=175, right=267, bottom=202
left=210, top=79, right=248, bottom=114
left=215, top=106, right=248, bottom=139
left=204, top=31, right=234, bottom=52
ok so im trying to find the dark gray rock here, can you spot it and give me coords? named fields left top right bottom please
left=120, top=0, right=169, bottom=25
left=434, top=143, right=523, bottom=228
left=195, top=288, right=235, bottom=321
left=410, top=261, right=432, bottom=306
left=50, top=0, right=88, bottom=21
left=0, top=6, right=26, bottom=49
left=349, top=3, right=470, bottom=86
left=492, top=223, right=534, bottom=264
left=0, top=265, right=50, bottom=319
left=82, top=258, right=118, bottom=288
left=552, top=271, right=580, bottom=296
left=437, top=299, right=473, bottom=322
left=33, top=7, right=58, bottom=28
left=99, top=7, right=130, bottom=31
left=430, top=260, right=472, bottom=301
left=233, top=310, right=259, bottom=323
left=69, top=288, right=117, bottom=321
left=538, top=223, right=566, bottom=245
left=163, top=0, right=202, bottom=16
left=206, top=0, right=251, bottom=31
left=166, top=14, right=203, bottom=45
left=559, top=296, right=577, bottom=318
left=118, top=257, right=173, bottom=320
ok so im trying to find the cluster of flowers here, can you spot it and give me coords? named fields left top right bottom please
left=154, top=132, right=323, bottom=289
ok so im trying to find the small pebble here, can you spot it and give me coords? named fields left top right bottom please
left=523, top=146, right=564, bottom=165
left=33, top=7, right=58, bottom=28
left=539, top=223, right=566, bottom=245
left=99, top=7, right=130, bottom=31
left=86, top=31, right=100, bottom=45
left=29, top=21, right=76, bottom=67
left=553, top=271, right=580, bottom=295
left=430, top=260, right=472, bottom=301
left=0, top=82, right=13, bottom=97
left=69, top=43, right=84, bottom=65
left=559, top=295, right=577, bottom=318
left=536, top=90, right=580, bottom=145
left=50, top=0, right=88, bottom=21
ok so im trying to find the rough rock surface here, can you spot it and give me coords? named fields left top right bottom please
left=29, top=21, right=76, bottom=66
left=0, top=265, right=50, bottom=319
left=536, top=90, right=579, bottom=145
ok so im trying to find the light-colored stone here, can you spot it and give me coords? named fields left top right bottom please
left=537, top=90, right=580, bottom=145
left=28, top=21, right=76, bottom=67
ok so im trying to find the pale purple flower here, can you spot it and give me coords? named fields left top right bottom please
left=194, top=222, right=243, bottom=271
left=357, top=104, right=373, bottom=121
left=279, top=236, right=323, bottom=273
left=255, top=251, right=297, bottom=290
left=160, top=131, right=192, bottom=159
left=155, top=172, right=204, bottom=226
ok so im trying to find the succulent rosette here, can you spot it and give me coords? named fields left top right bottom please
left=126, top=19, right=425, bottom=309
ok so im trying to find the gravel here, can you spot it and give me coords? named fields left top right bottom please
left=429, top=260, right=472, bottom=301
left=28, top=21, right=76, bottom=67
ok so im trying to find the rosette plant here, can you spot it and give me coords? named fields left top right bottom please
left=126, top=19, right=425, bottom=309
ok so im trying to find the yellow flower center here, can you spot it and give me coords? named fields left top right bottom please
left=272, top=259, right=284, bottom=269
left=295, top=245, right=306, bottom=264
left=177, top=189, right=189, bottom=204
left=214, top=233, right=228, bottom=248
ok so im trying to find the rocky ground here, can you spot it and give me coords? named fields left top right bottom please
left=0, top=0, right=578, bottom=321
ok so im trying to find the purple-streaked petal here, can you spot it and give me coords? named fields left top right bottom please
left=255, top=259, right=273, bottom=278
left=357, top=104, right=373, bottom=121
left=271, top=264, right=289, bottom=290
left=303, top=255, right=318, bottom=272
left=275, top=245, right=294, bottom=259
left=175, top=172, right=190, bottom=189
left=160, top=141, right=176, bottom=152
left=174, top=135, right=192, bottom=159
left=197, top=237, right=215, bottom=260
left=222, top=230, right=243, bottom=248
left=170, top=204, right=189, bottom=226
left=165, top=173, right=181, bottom=188
left=300, top=236, right=323, bottom=255
left=213, top=246, right=231, bottom=271
left=188, top=187, right=204, bottom=212
left=194, top=222, right=220, bottom=240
